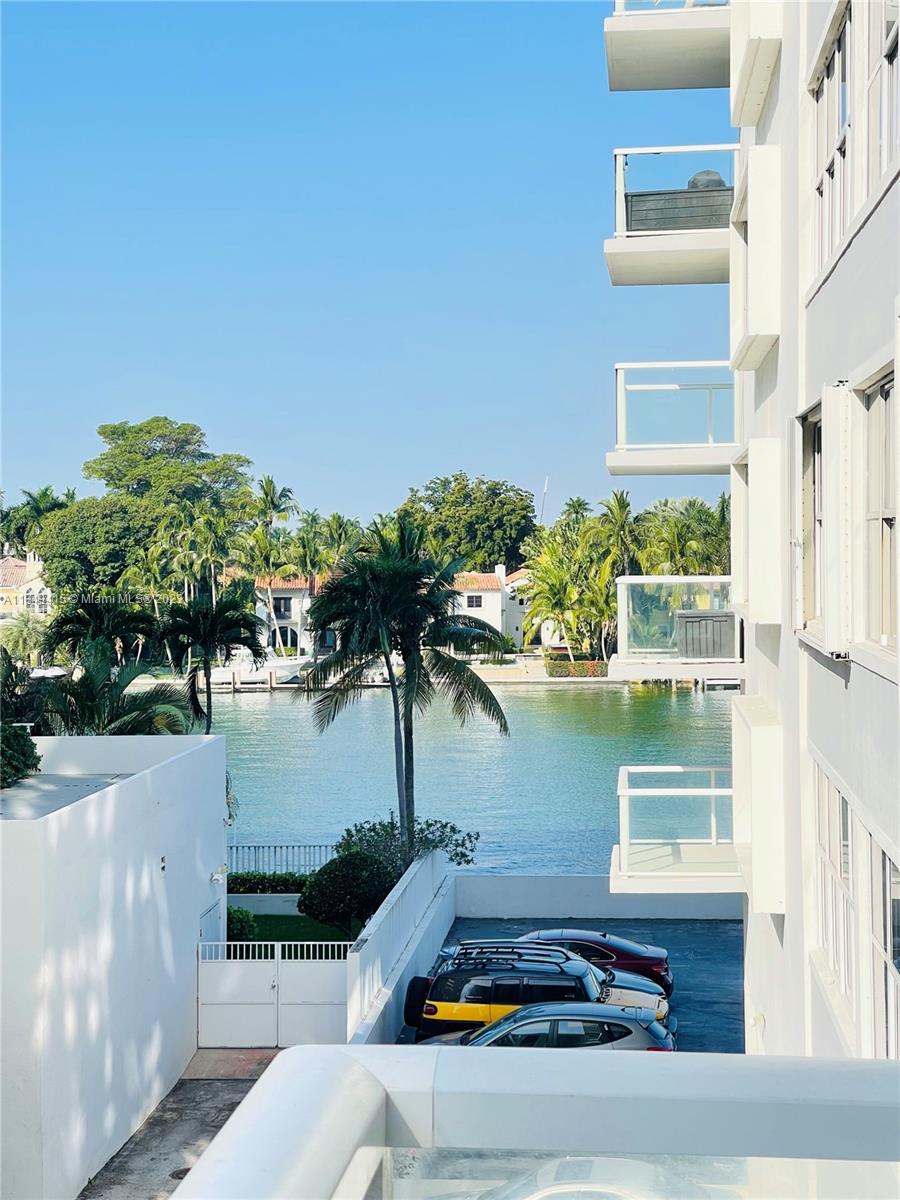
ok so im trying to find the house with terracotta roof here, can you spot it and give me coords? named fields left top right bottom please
left=253, top=575, right=336, bottom=656
left=0, top=554, right=52, bottom=624
left=452, top=565, right=542, bottom=650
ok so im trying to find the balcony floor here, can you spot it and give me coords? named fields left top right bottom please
left=607, top=654, right=744, bottom=684
left=604, top=8, right=730, bottom=92
left=623, top=841, right=740, bottom=876
left=606, top=443, right=738, bottom=476
left=604, top=230, right=730, bottom=286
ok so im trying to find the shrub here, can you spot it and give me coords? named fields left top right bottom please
left=228, top=871, right=308, bottom=895
left=227, top=905, right=257, bottom=941
left=545, top=658, right=607, bottom=678
left=335, top=814, right=480, bottom=878
left=0, top=723, right=42, bottom=789
left=300, top=850, right=394, bottom=937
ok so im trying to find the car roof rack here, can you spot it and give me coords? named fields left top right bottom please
left=447, top=941, right=578, bottom=968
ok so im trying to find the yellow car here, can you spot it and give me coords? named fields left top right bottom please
left=405, top=941, right=670, bottom=1041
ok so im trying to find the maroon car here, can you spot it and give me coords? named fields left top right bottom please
left=519, top=928, right=674, bottom=996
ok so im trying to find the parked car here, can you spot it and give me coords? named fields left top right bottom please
left=518, top=928, right=674, bottom=995
left=420, top=1001, right=676, bottom=1050
left=405, top=942, right=669, bottom=1040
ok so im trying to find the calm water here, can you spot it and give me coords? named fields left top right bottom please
left=216, top=684, right=733, bottom=873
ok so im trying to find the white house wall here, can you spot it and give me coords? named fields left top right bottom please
left=0, top=736, right=227, bottom=1200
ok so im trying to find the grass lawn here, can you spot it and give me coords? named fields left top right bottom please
left=251, top=913, right=360, bottom=941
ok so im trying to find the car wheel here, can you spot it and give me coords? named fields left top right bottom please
left=404, top=976, right=431, bottom=1027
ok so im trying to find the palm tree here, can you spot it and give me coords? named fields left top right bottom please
left=18, top=486, right=68, bottom=544
left=521, top=540, right=580, bottom=661
left=320, top=512, right=362, bottom=570
left=0, top=646, right=45, bottom=728
left=0, top=610, right=47, bottom=666
left=593, top=489, right=641, bottom=579
left=559, top=496, right=592, bottom=527
left=43, top=601, right=157, bottom=666
left=39, top=639, right=193, bottom=735
left=118, top=543, right=180, bottom=666
left=257, top=476, right=297, bottom=529
left=159, top=591, right=265, bottom=733
left=237, top=525, right=299, bottom=652
left=304, top=516, right=509, bottom=851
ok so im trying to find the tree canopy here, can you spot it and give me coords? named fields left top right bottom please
left=398, top=472, right=536, bottom=571
left=33, top=495, right=158, bottom=595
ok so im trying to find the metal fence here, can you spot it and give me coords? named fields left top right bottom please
left=227, top=843, right=337, bottom=874
left=199, top=940, right=351, bottom=962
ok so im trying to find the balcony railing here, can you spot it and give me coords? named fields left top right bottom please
left=614, top=361, right=736, bottom=450
left=613, top=0, right=728, bottom=11
left=616, top=576, right=738, bottom=661
left=613, top=145, right=737, bottom=238
left=617, top=765, right=740, bottom=880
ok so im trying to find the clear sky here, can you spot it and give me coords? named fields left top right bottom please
left=3, top=1, right=733, bottom=523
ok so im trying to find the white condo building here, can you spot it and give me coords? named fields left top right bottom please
left=605, top=0, right=900, bottom=1061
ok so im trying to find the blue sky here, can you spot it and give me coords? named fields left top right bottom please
left=3, top=1, right=733, bottom=523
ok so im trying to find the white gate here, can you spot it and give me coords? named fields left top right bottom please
left=198, top=942, right=351, bottom=1048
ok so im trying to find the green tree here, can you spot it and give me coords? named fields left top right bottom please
left=300, top=850, right=394, bottom=937
left=159, top=591, right=265, bottom=733
left=559, top=496, right=592, bottom=527
left=398, top=473, right=536, bottom=571
left=39, top=640, right=193, bottom=735
left=33, top=494, right=158, bottom=594
left=256, top=476, right=297, bottom=529
left=305, top=516, right=509, bottom=849
left=0, top=647, right=46, bottom=729
left=83, top=416, right=252, bottom=509
left=43, top=600, right=156, bottom=667
left=521, top=539, right=580, bottom=661
left=1, top=722, right=42, bottom=789
left=0, top=611, right=48, bottom=666
left=237, top=526, right=299, bottom=653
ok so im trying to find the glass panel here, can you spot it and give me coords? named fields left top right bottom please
left=623, top=148, right=734, bottom=234
left=619, top=364, right=734, bottom=447
left=891, top=859, right=900, bottom=971
left=623, top=579, right=734, bottom=658
left=840, top=797, right=851, bottom=886
left=490, top=1020, right=553, bottom=1048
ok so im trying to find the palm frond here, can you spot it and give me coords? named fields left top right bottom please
left=311, top=654, right=382, bottom=732
left=424, top=647, right=509, bottom=735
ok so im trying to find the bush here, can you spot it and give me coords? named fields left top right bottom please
left=545, top=658, right=607, bottom=678
left=335, top=814, right=480, bottom=878
left=227, top=870, right=308, bottom=895
left=0, top=723, right=42, bottom=789
left=227, top=905, right=258, bottom=941
left=300, top=850, right=394, bottom=937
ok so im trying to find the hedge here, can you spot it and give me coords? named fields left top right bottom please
left=228, top=870, right=308, bottom=894
left=545, top=658, right=608, bottom=678
left=227, top=906, right=257, bottom=941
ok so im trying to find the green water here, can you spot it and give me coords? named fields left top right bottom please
left=217, top=683, right=733, bottom=872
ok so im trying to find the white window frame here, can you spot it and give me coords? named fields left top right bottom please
left=814, top=11, right=852, bottom=272
left=866, top=0, right=900, bottom=191
left=801, top=408, right=825, bottom=627
left=466, top=594, right=483, bottom=610
left=871, top=843, right=900, bottom=1058
left=815, top=764, right=856, bottom=1008
left=864, top=377, right=897, bottom=649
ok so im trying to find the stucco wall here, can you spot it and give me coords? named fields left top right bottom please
left=1, top=736, right=227, bottom=1200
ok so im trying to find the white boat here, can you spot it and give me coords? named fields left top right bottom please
left=210, top=647, right=306, bottom=687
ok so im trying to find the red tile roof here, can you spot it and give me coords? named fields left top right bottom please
left=506, top=569, right=529, bottom=585
left=0, top=557, right=27, bottom=588
left=454, top=572, right=501, bottom=591
left=255, top=576, right=314, bottom=592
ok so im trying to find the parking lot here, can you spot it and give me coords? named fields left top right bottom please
left=420, top=917, right=745, bottom=1053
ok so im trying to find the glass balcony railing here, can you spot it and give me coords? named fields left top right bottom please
left=614, top=145, right=737, bottom=237
left=617, top=765, right=740, bottom=879
left=613, top=0, right=729, bottom=11
left=616, top=576, right=738, bottom=661
left=614, top=361, right=736, bottom=449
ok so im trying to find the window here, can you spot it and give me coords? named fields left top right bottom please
left=866, top=0, right=900, bottom=190
left=490, top=1020, right=552, bottom=1048
left=431, top=973, right=491, bottom=1003
left=24, top=589, right=35, bottom=611
left=491, top=978, right=521, bottom=1006
left=815, top=764, right=856, bottom=1006
left=815, top=12, right=852, bottom=269
left=865, top=379, right=896, bottom=648
left=554, top=1019, right=632, bottom=1048
left=871, top=845, right=900, bottom=1057
left=466, top=595, right=482, bottom=609
left=522, top=978, right=582, bottom=1004
left=460, top=977, right=492, bottom=1003
left=801, top=409, right=824, bottom=625
left=272, top=597, right=292, bottom=618
left=36, top=590, right=49, bottom=614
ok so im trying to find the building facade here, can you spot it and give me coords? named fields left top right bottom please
left=604, top=0, right=899, bottom=1060
left=0, top=553, right=52, bottom=623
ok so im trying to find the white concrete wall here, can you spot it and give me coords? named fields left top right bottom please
left=1, top=736, right=227, bottom=1200
left=455, top=873, right=742, bottom=920
left=173, top=1044, right=900, bottom=1200
left=226, top=893, right=302, bottom=916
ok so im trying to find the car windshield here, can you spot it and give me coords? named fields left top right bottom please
left=590, top=964, right=612, bottom=987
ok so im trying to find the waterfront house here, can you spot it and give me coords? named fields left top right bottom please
left=0, top=552, right=52, bottom=623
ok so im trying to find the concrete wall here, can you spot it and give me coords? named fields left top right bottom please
left=226, top=893, right=302, bottom=916
left=1, top=736, right=227, bottom=1200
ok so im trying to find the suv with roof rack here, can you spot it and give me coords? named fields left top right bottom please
left=405, top=941, right=669, bottom=1040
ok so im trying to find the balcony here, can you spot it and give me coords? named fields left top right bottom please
left=605, top=1, right=731, bottom=93
left=606, top=361, right=738, bottom=476
left=607, top=575, right=743, bottom=682
left=610, top=765, right=744, bottom=894
left=604, top=145, right=737, bottom=286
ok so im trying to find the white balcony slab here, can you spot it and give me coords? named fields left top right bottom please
left=604, top=230, right=730, bottom=285
left=610, top=845, right=745, bottom=894
left=607, top=653, right=744, bottom=684
left=606, top=442, right=739, bottom=476
left=605, top=8, right=731, bottom=92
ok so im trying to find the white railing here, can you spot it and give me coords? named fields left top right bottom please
left=614, top=361, right=736, bottom=450
left=613, top=0, right=729, bottom=12
left=616, top=576, right=738, bottom=661
left=617, top=765, right=739, bottom=878
left=228, top=843, right=336, bottom=874
left=613, top=145, right=738, bottom=237
left=200, top=940, right=352, bottom=962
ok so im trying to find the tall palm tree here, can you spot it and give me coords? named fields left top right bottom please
left=521, top=540, right=580, bottom=661
left=559, top=496, right=592, bottom=527
left=118, top=543, right=180, bottom=666
left=43, top=601, right=157, bottom=666
left=159, top=591, right=265, bottom=733
left=304, top=516, right=509, bottom=850
left=593, top=489, right=641, bottom=579
left=39, top=640, right=192, bottom=735
left=257, top=476, right=297, bottom=529
left=237, top=525, right=299, bottom=652
left=18, top=486, right=68, bottom=544
left=320, top=512, right=362, bottom=570
left=0, top=610, right=47, bottom=666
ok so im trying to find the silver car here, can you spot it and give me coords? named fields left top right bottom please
left=420, top=1001, right=676, bottom=1050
